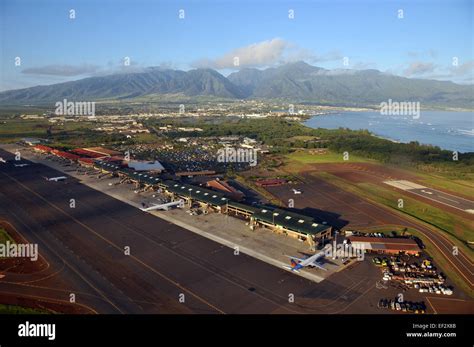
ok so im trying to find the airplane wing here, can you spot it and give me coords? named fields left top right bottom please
left=311, top=262, right=328, bottom=271
left=302, top=252, right=326, bottom=268
left=285, top=255, right=306, bottom=262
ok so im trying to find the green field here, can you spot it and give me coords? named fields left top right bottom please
left=286, top=150, right=375, bottom=164
left=0, top=119, right=50, bottom=142
left=0, top=304, right=48, bottom=314
left=0, top=227, right=14, bottom=244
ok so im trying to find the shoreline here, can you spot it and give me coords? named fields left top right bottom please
left=303, top=111, right=473, bottom=154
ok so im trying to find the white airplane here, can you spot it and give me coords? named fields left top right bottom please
left=292, top=188, right=302, bottom=195
left=14, top=163, right=29, bottom=167
left=141, top=200, right=184, bottom=212
left=44, top=176, right=67, bottom=182
left=0, top=157, right=6, bottom=163
left=284, top=251, right=327, bottom=272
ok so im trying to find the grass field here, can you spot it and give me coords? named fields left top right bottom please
left=0, top=119, right=50, bottom=142
left=0, top=304, right=48, bottom=314
left=0, top=227, right=15, bottom=244
left=286, top=150, right=375, bottom=164
left=0, top=118, right=102, bottom=143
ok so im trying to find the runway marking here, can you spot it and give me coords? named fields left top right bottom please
left=384, top=180, right=474, bottom=214
left=0, top=170, right=225, bottom=314
left=425, top=297, right=438, bottom=314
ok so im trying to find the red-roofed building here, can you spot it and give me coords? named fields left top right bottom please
left=33, top=145, right=53, bottom=153
left=206, top=179, right=245, bottom=201
left=82, top=147, right=122, bottom=156
left=347, top=236, right=421, bottom=255
left=71, top=148, right=106, bottom=158
left=51, top=149, right=80, bottom=161
left=78, top=157, right=95, bottom=167
left=101, top=156, right=126, bottom=165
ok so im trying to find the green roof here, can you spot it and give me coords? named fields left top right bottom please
left=227, top=201, right=263, bottom=214
left=166, top=182, right=230, bottom=206
left=94, top=160, right=120, bottom=171
left=253, top=207, right=330, bottom=236
left=93, top=162, right=332, bottom=234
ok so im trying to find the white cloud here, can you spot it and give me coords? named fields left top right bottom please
left=399, top=60, right=473, bottom=84
left=193, top=38, right=288, bottom=69
left=192, top=38, right=341, bottom=69
left=403, top=61, right=436, bottom=76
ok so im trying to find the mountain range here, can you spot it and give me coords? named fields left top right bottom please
left=1, top=62, right=472, bottom=108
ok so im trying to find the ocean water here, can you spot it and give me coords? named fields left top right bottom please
left=304, top=111, right=473, bottom=153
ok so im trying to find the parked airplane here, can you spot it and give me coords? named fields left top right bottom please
left=292, top=188, right=302, bottom=195
left=284, top=251, right=327, bottom=272
left=141, top=200, right=184, bottom=212
left=44, top=176, right=67, bottom=182
left=14, top=163, right=29, bottom=167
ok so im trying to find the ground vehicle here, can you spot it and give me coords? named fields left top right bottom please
left=372, top=257, right=382, bottom=266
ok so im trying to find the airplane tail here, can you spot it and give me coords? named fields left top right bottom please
left=282, top=265, right=300, bottom=273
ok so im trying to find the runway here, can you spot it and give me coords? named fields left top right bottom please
left=0, top=149, right=381, bottom=314
left=384, top=180, right=474, bottom=215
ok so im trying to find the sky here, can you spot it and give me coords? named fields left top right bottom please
left=0, top=0, right=473, bottom=91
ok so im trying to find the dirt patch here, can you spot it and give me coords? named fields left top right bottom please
left=305, top=162, right=420, bottom=182
left=330, top=171, right=371, bottom=183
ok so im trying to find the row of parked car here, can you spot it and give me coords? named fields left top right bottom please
left=416, top=284, right=453, bottom=295
left=378, top=298, right=426, bottom=314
